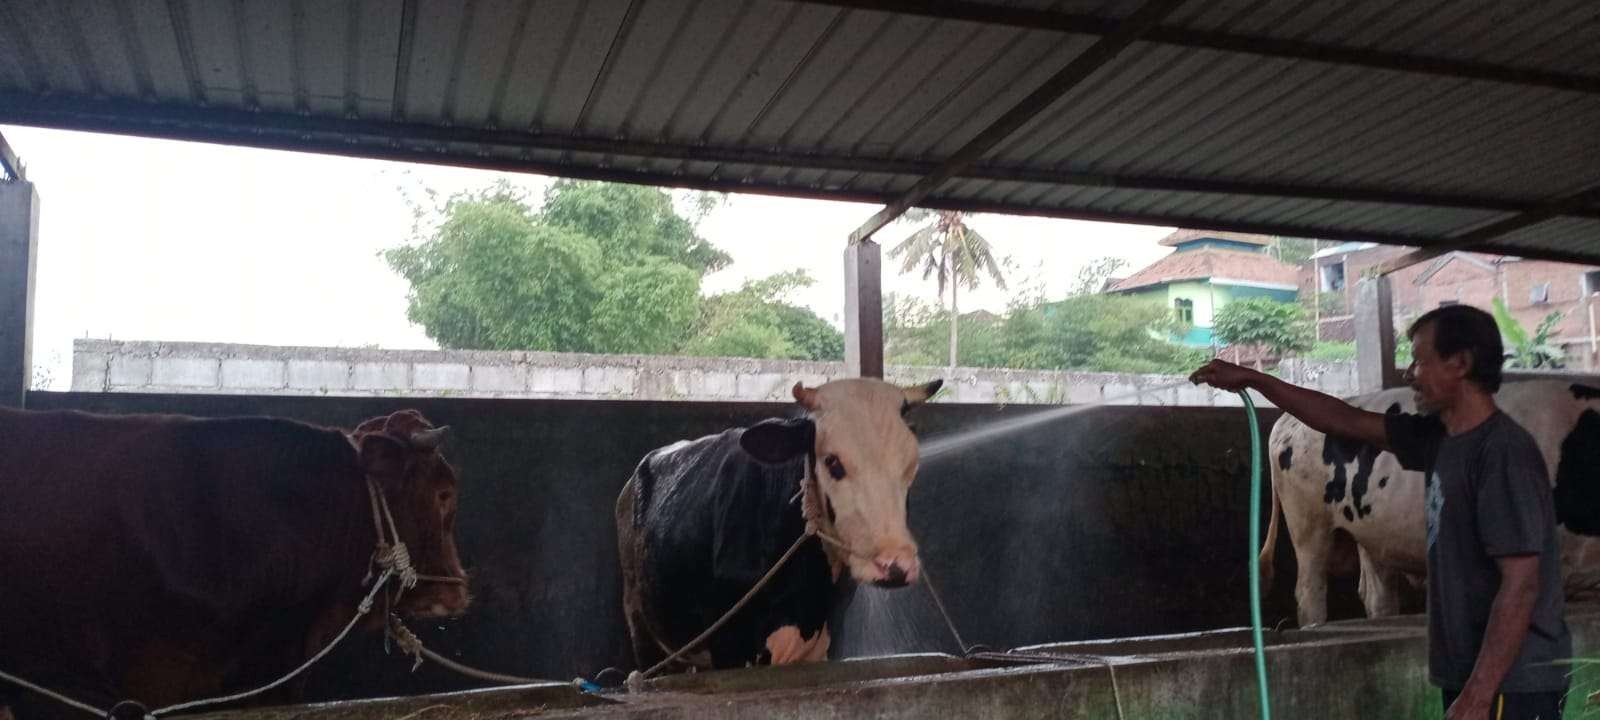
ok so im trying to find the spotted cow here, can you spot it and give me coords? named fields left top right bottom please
left=616, top=378, right=940, bottom=671
left=1261, top=379, right=1600, bottom=626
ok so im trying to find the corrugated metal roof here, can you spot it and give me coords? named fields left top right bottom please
left=0, top=0, right=1596, bottom=261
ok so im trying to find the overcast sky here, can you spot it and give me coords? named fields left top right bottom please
left=4, top=125, right=1176, bottom=390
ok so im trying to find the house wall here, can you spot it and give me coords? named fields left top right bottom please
left=1301, top=249, right=1600, bottom=367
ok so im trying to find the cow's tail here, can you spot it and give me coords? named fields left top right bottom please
left=1257, top=453, right=1282, bottom=588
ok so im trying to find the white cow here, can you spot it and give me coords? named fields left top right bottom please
left=1261, top=379, right=1600, bottom=626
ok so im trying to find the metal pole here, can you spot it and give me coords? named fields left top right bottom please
left=1588, top=294, right=1597, bottom=369
left=844, top=242, right=884, bottom=378
left=0, top=178, right=39, bottom=407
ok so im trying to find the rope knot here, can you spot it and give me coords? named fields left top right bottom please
left=387, top=617, right=426, bottom=672
left=374, top=542, right=419, bottom=591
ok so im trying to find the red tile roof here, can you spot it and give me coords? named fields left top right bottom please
left=1157, top=229, right=1274, bottom=248
left=1111, top=248, right=1299, bottom=292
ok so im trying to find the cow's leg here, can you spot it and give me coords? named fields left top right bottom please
left=1356, top=547, right=1407, bottom=618
left=763, top=624, right=829, bottom=665
left=1283, top=515, right=1334, bottom=626
left=615, top=479, right=665, bottom=672
left=800, top=624, right=831, bottom=662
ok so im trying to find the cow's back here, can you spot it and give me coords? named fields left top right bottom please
left=0, top=407, right=371, bottom=711
left=1268, top=380, right=1600, bottom=624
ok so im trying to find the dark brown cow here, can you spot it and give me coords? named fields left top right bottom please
left=0, top=407, right=469, bottom=718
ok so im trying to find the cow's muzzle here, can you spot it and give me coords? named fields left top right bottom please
left=868, top=553, right=919, bottom=589
left=873, top=563, right=910, bottom=588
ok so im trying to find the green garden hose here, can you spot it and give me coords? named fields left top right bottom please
left=1242, top=389, right=1271, bottom=720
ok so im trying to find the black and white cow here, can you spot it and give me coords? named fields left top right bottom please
left=615, top=378, right=941, bottom=671
left=1261, top=379, right=1600, bottom=626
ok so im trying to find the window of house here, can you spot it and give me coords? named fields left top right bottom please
left=1174, top=298, right=1194, bottom=324
left=1530, top=282, right=1550, bottom=305
left=1583, top=270, right=1600, bottom=295
left=1320, top=262, right=1346, bottom=292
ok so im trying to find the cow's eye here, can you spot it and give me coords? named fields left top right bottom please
left=437, top=489, right=454, bottom=506
left=823, top=455, right=846, bottom=480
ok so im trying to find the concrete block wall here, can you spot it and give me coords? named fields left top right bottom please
left=72, top=339, right=1319, bottom=406
left=1280, top=358, right=1360, bottom=397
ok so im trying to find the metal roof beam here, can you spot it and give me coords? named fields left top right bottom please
left=1375, top=184, right=1600, bottom=275
left=0, top=104, right=1450, bottom=248
left=10, top=102, right=1596, bottom=265
left=6, top=91, right=1599, bottom=221
left=0, top=131, right=23, bottom=181
left=847, top=0, right=1187, bottom=244
left=794, top=0, right=1600, bottom=95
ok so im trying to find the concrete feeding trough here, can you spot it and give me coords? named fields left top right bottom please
left=644, top=652, right=1031, bottom=694
left=163, top=606, right=1600, bottom=719
left=188, top=682, right=617, bottom=720
left=1008, top=624, right=1399, bottom=660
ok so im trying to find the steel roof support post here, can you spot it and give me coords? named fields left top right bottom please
left=844, top=240, right=885, bottom=379
left=1354, top=276, right=1400, bottom=393
left=0, top=178, right=39, bottom=408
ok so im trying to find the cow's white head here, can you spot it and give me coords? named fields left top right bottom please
left=740, top=378, right=941, bottom=588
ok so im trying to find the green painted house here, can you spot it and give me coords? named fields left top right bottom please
left=1108, top=230, right=1299, bottom=347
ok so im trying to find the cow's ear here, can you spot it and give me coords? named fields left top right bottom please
left=358, top=433, right=408, bottom=482
left=901, top=379, right=943, bottom=410
left=740, top=418, right=815, bottom=464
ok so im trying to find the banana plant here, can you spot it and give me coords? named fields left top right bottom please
left=1491, top=297, right=1566, bottom=369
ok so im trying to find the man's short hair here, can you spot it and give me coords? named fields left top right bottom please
left=1407, top=304, right=1504, bottom=393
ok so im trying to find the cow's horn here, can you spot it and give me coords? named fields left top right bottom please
left=902, top=379, right=943, bottom=406
left=793, top=382, right=820, bottom=411
left=410, top=426, right=449, bottom=450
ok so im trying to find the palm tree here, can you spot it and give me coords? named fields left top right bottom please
left=888, top=209, right=1007, bottom=375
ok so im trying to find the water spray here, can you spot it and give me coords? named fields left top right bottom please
left=917, top=381, right=1272, bottom=719
left=919, top=380, right=1192, bottom=461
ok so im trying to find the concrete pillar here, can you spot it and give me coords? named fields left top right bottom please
left=0, top=180, right=39, bottom=407
left=843, top=241, right=884, bottom=378
left=1354, top=276, right=1400, bottom=393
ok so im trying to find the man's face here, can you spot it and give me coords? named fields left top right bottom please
left=1404, top=323, right=1468, bottom=413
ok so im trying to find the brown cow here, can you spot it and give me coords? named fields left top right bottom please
left=0, top=407, right=469, bottom=718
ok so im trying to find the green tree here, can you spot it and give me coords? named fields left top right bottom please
left=385, top=181, right=711, bottom=354
left=888, top=209, right=1007, bottom=374
left=884, top=289, right=1205, bottom=374
left=1492, top=298, right=1565, bottom=369
left=589, top=259, right=702, bottom=354
left=1269, top=236, right=1319, bottom=266
left=883, top=293, right=946, bottom=367
left=686, top=270, right=843, bottom=361
left=770, top=303, right=845, bottom=361
left=1004, top=294, right=1207, bottom=373
left=1069, top=257, right=1129, bottom=296
left=1213, top=298, right=1314, bottom=370
left=540, top=180, right=730, bottom=274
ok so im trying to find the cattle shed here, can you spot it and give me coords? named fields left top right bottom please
left=2, top=1, right=1600, bottom=717
left=3, top=0, right=1600, bottom=394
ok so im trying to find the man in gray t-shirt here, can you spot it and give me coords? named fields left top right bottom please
left=1387, top=411, right=1571, bottom=697
left=1191, top=304, right=1569, bottom=720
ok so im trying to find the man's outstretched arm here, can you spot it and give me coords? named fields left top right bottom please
left=1189, top=359, right=1390, bottom=449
